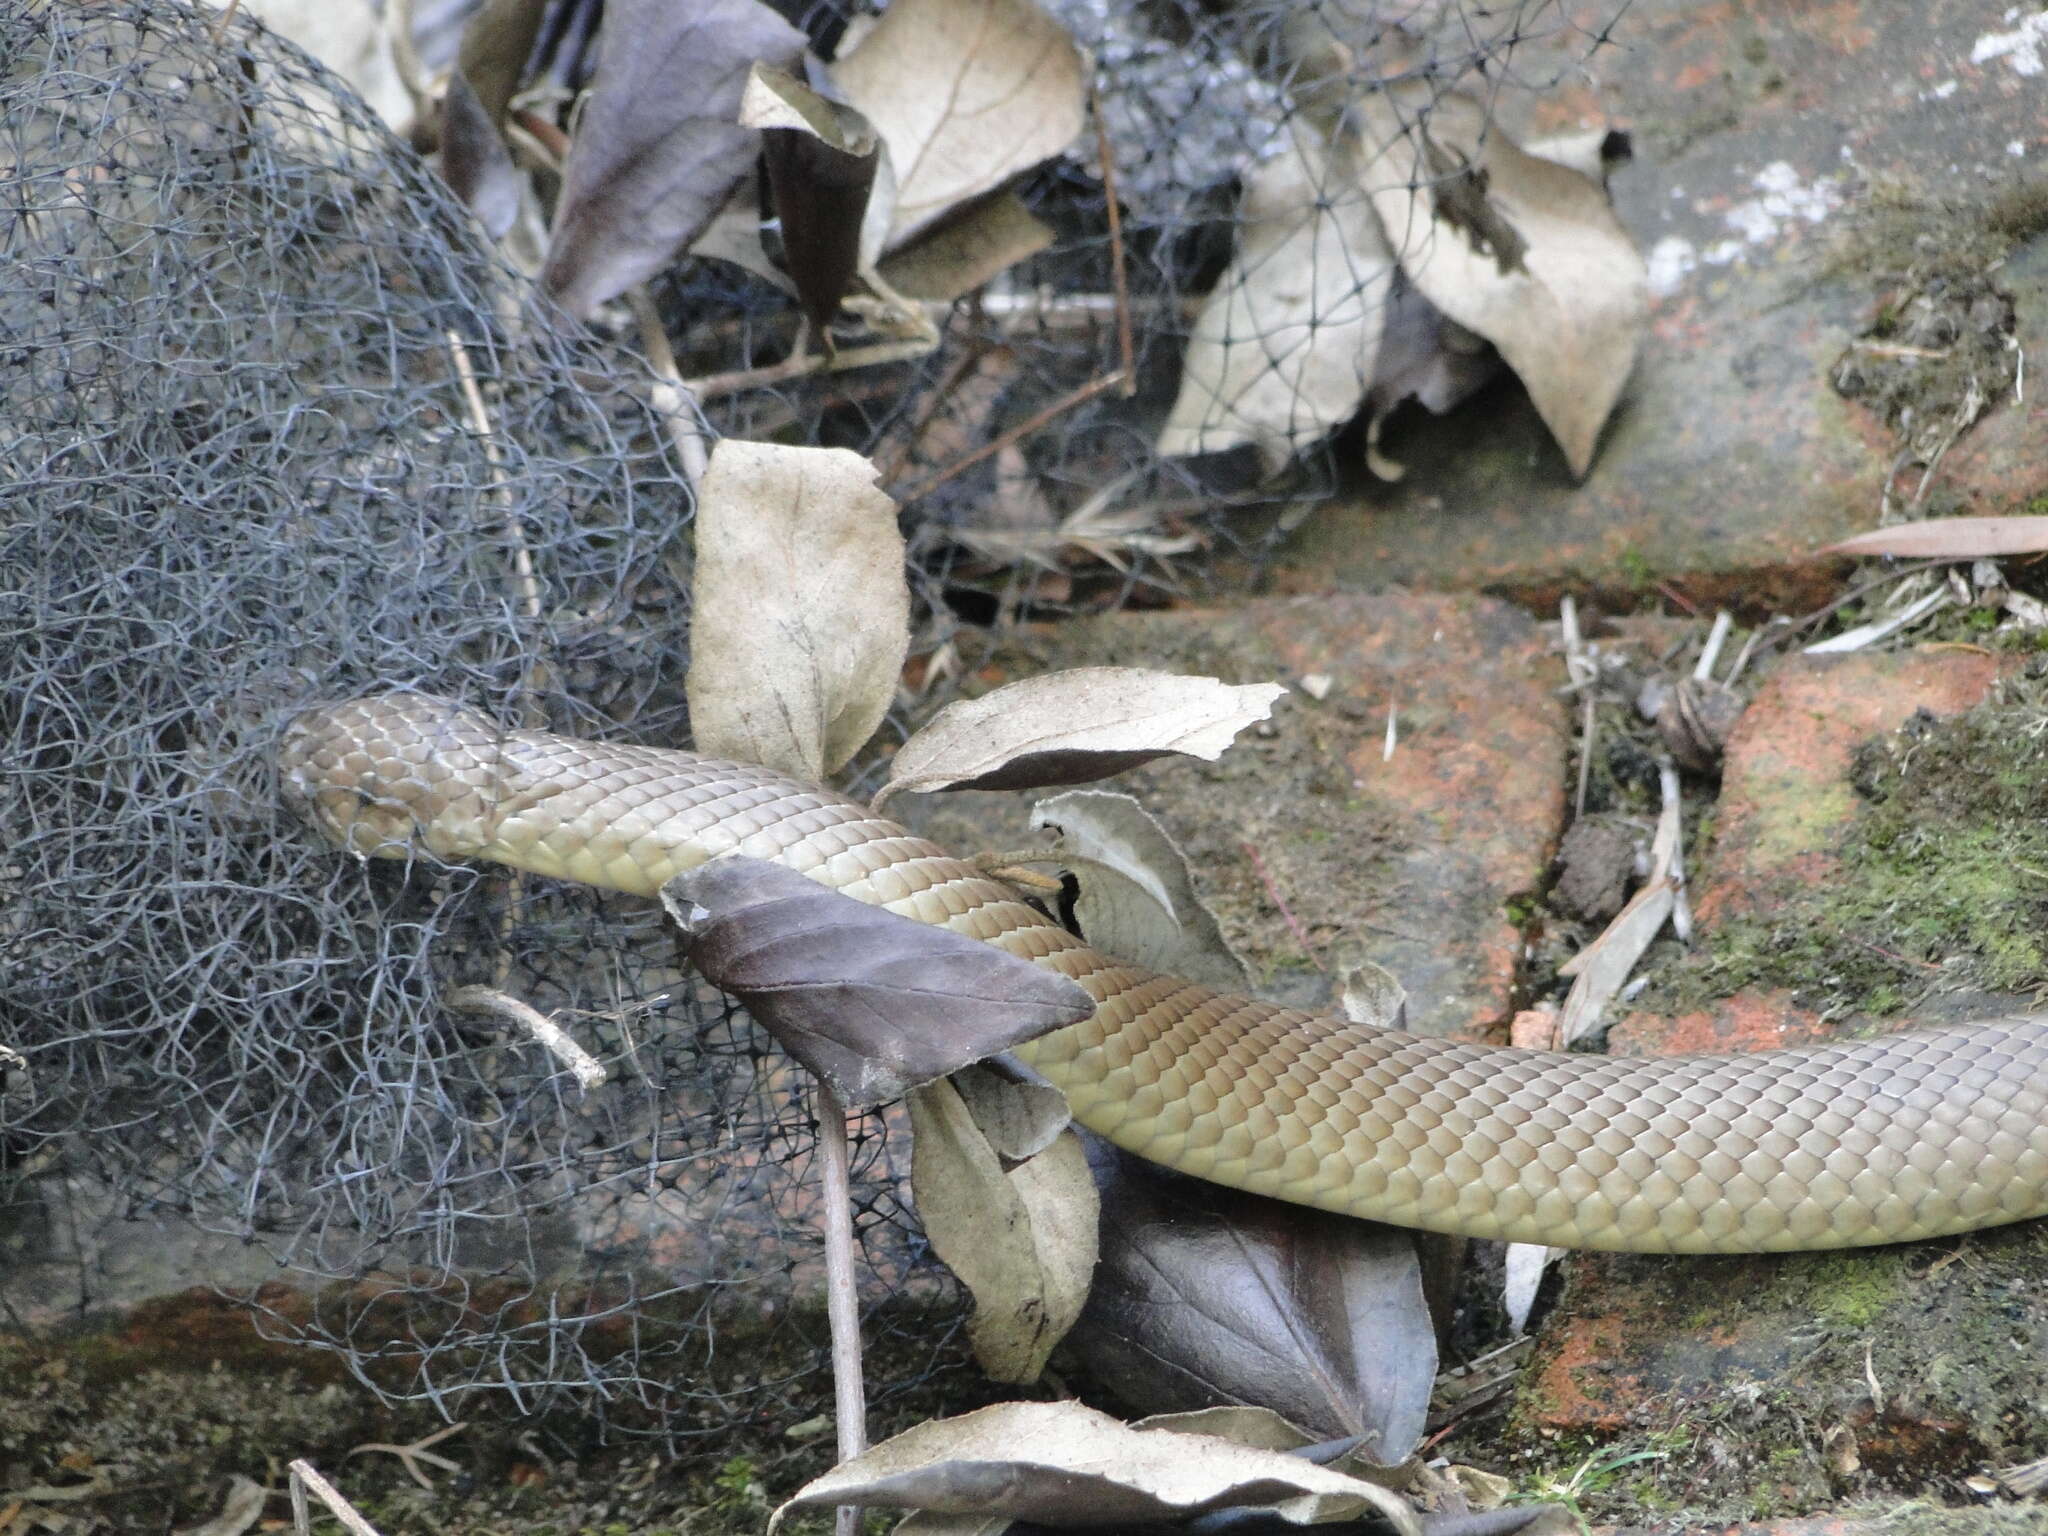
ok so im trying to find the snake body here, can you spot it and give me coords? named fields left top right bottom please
left=281, top=692, right=2048, bottom=1254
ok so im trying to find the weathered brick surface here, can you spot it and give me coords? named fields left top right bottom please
left=904, top=592, right=1570, bottom=1038
left=1266, top=0, right=2048, bottom=603
left=1518, top=648, right=2048, bottom=1509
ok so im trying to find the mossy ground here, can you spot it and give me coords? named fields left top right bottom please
left=1488, top=1220, right=2048, bottom=1527
left=0, top=1289, right=999, bottom=1535
left=1637, top=662, right=2048, bottom=1021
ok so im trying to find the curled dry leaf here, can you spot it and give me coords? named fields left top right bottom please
left=661, top=857, right=1095, bottom=1112
left=878, top=190, right=1057, bottom=304
left=1353, top=88, right=1647, bottom=478
left=908, top=1071, right=1098, bottom=1382
left=1029, top=790, right=1250, bottom=991
left=829, top=0, right=1086, bottom=251
left=1333, top=951, right=1408, bottom=1030
left=440, top=0, right=550, bottom=237
left=1157, top=119, right=1394, bottom=472
left=685, top=440, right=909, bottom=782
left=769, top=1399, right=1420, bottom=1534
left=1823, top=515, right=2048, bottom=561
left=542, top=0, right=804, bottom=318
left=1068, top=1133, right=1434, bottom=1457
left=740, top=63, right=880, bottom=332
left=875, top=667, right=1287, bottom=811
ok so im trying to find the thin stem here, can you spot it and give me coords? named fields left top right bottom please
left=814, top=1079, right=867, bottom=1536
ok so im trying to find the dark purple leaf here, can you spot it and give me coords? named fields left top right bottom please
left=541, top=0, right=804, bottom=319
left=440, top=71, right=523, bottom=239
left=661, top=856, right=1095, bottom=1111
left=1068, top=1133, right=1436, bottom=1460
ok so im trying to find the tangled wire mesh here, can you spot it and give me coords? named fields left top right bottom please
left=1, top=0, right=1623, bottom=1441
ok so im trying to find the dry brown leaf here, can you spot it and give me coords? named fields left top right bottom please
left=1823, top=516, right=2048, bottom=560
left=662, top=858, right=1094, bottom=1111
left=687, top=181, right=797, bottom=294
left=542, top=0, right=804, bottom=318
left=878, top=191, right=1057, bottom=303
left=1353, top=88, right=1646, bottom=478
left=1334, top=952, right=1408, bottom=1029
left=908, top=1072, right=1098, bottom=1382
left=740, top=63, right=879, bottom=331
left=1029, top=790, right=1250, bottom=991
left=829, top=0, right=1086, bottom=251
left=875, top=667, right=1286, bottom=810
left=685, top=440, right=908, bottom=781
left=768, top=1400, right=1419, bottom=1533
left=1071, top=1133, right=1434, bottom=1457
left=1157, top=119, right=1394, bottom=472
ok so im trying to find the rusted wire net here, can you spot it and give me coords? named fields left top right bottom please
left=0, top=0, right=954, bottom=1441
left=0, top=0, right=1623, bottom=1441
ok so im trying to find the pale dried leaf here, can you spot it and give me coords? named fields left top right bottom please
left=1354, top=88, right=1646, bottom=478
left=686, top=440, right=909, bottom=780
left=1029, top=790, right=1250, bottom=990
left=894, top=1515, right=1012, bottom=1536
left=1501, top=1243, right=1555, bottom=1335
left=663, top=857, right=1094, bottom=1111
left=1071, top=1135, right=1435, bottom=1459
left=1334, top=951, right=1407, bottom=1029
left=829, top=0, right=1086, bottom=250
left=1158, top=119, right=1394, bottom=472
left=879, top=191, right=1057, bottom=302
left=688, top=182, right=796, bottom=293
left=950, top=1059, right=1071, bottom=1161
left=176, top=1475, right=267, bottom=1536
left=876, top=667, right=1286, bottom=809
left=768, top=1400, right=1420, bottom=1533
left=1803, top=587, right=1951, bottom=655
left=909, top=1076, right=1099, bottom=1382
left=1824, top=515, right=2048, bottom=560
left=542, top=0, right=804, bottom=318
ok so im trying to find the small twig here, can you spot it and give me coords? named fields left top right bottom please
left=625, top=287, right=711, bottom=488
left=1090, top=86, right=1136, bottom=396
left=1693, top=611, right=1733, bottom=682
left=1383, top=704, right=1399, bottom=762
left=446, top=332, right=543, bottom=631
left=511, top=108, right=570, bottom=164
left=289, top=1462, right=384, bottom=1536
left=683, top=336, right=938, bottom=403
left=1574, top=690, right=1596, bottom=819
left=1863, top=1340, right=1884, bottom=1416
left=207, top=0, right=242, bottom=45
left=346, top=1424, right=468, bottom=1493
left=383, top=0, right=430, bottom=119
left=1240, top=840, right=1322, bottom=971
left=895, top=366, right=1130, bottom=506
left=813, top=1080, right=867, bottom=1536
left=445, top=987, right=606, bottom=1089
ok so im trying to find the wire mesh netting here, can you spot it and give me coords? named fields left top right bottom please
left=2, top=0, right=1624, bottom=1441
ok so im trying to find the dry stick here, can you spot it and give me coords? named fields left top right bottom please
left=447, top=330, right=545, bottom=986
left=626, top=287, right=712, bottom=488
left=382, top=0, right=430, bottom=120
left=289, top=1461, right=384, bottom=1536
left=813, top=1079, right=868, bottom=1536
left=684, top=336, right=939, bottom=404
left=445, top=986, right=606, bottom=1090
left=206, top=0, right=242, bottom=45
left=1240, top=840, right=1323, bottom=971
left=1091, top=85, right=1137, bottom=397
left=895, top=100, right=1139, bottom=506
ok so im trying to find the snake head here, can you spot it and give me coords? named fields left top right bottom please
left=279, top=693, right=500, bottom=865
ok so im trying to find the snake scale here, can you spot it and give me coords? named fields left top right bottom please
left=281, top=692, right=2048, bottom=1254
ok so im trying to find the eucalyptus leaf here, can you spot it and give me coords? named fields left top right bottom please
left=542, top=0, right=803, bottom=317
left=1068, top=1133, right=1435, bottom=1459
left=662, top=857, right=1094, bottom=1112
left=684, top=440, right=908, bottom=782
left=875, top=668, right=1286, bottom=811
left=769, top=1400, right=1420, bottom=1534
